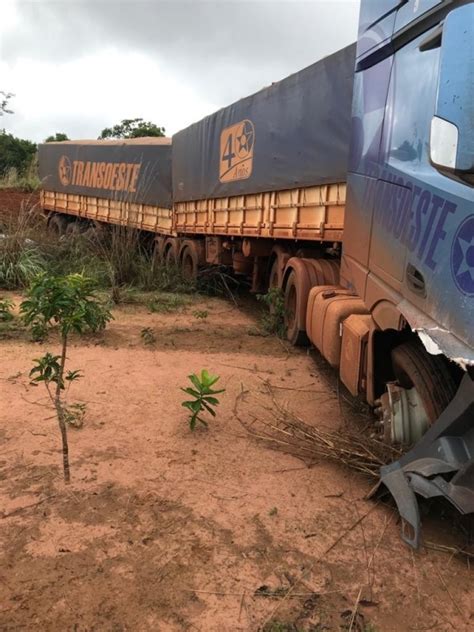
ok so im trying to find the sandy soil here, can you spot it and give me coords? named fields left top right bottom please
left=0, top=292, right=472, bottom=632
left=0, top=189, right=40, bottom=224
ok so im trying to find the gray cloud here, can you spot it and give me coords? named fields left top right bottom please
left=2, top=1, right=360, bottom=140
left=5, top=1, right=359, bottom=100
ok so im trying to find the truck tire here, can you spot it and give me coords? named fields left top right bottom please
left=283, top=258, right=340, bottom=346
left=65, top=220, right=85, bottom=236
left=284, top=269, right=310, bottom=346
left=181, top=245, right=198, bottom=280
left=165, top=247, right=177, bottom=267
left=268, top=259, right=280, bottom=290
left=48, top=214, right=68, bottom=236
left=391, top=340, right=457, bottom=424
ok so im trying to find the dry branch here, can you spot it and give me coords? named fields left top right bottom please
left=235, top=382, right=402, bottom=479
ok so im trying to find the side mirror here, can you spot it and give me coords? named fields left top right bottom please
left=430, top=4, right=474, bottom=178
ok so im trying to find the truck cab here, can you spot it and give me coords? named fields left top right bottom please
left=342, top=0, right=474, bottom=546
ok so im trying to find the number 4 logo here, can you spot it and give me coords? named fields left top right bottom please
left=219, top=119, right=255, bottom=183
left=222, top=133, right=236, bottom=169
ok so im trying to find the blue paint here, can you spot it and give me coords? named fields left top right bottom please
left=451, top=216, right=474, bottom=297
left=346, top=0, right=474, bottom=357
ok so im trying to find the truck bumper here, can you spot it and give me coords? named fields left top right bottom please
left=378, top=373, right=474, bottom=548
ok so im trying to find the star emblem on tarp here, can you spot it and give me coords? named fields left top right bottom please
left=58, top=155, right=72, bottom=186
left=236, top=120, right=254, bottom=157
left=451, top=214, right=474, bottom=296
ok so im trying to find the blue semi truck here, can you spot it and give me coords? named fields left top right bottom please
left=39, top=0, right=473, bottom=547
left=342, top=0, right=473, bottom=547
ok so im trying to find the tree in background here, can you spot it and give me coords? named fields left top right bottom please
left=0, top=91, right=13, bottom=116
left=0, top=132, right=37, bottom=177
left=98, top=118, right=165, bottom=140
left=45, top=132, right=70, bottom=142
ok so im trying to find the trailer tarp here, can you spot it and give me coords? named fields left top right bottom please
left=172, top=43, right=355, bottom=202
left=39, top=140, right=172, bottom=208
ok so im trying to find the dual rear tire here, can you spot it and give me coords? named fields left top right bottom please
left=282, top=258, right=340, bottom=346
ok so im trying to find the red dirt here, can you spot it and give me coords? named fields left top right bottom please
left=0, top=295, right=472, bottom=631
left=0, top=188, right=40, bottom=224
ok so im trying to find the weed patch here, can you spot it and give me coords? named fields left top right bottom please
left=257, top=287, right=286, bottom=338
left=147, top=292, right=190, bottom=313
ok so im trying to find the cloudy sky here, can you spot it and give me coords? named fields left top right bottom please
left=0, top=0, right=360, bottom=142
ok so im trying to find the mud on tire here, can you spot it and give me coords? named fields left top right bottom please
left=391, top=340, right=457, bottom=424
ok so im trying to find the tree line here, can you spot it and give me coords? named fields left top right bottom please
left=0, top=92, right=165, bottom=178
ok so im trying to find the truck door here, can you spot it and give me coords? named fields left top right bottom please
left=369, top=2, right=474, bottom=352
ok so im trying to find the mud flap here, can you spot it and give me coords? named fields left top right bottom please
left=378, top=373, right=474, bottom=548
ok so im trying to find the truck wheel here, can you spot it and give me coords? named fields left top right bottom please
left=165, top=247, right=177, bottom=267
left=181, top=246, right=198, bottom=280
left=377, top=340, right=458, bottom=444
left=48, top=214, right=68, bottom=236
left=268, top=259, right=280, bottom=290
left=391, top=341, right=456, bottom=423
left=65, top=220, right=85, bottom=236
left=283, top=270, right=309, bottom=346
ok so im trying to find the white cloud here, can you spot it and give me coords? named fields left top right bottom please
left=1, top=49, right=219, bottom=141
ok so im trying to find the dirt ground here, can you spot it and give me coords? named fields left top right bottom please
left=0, top=290, right=473, bottom=632
left=0, top=189, right=40, bottom=224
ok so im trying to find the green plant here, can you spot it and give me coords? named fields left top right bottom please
left=147, top=292, right=190, bottom=313
left=0, top=234, right=45, bottom=289
left=1, top=91, right=13, bottom=116
left=0, top=130, right=36, bottom=178
left=99, top=118, right=165, bottom=140
left=257, top=287, right=286, bottom=338
left=45, top=132, right=69, bottom=142
left=140, top=326, right=156, bottom=345
left=21, top=273, right=112, bottom=482
left=0, top=297, right=14, bottom=321
left=181, top=369, right=225, bottom=430
left=192, top=309, right=208, bottom=320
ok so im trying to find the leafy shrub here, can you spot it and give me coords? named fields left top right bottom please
left=0, top=297, right=14, bottom=321
left=140, top=326, right=156, bottom=345
left=257, top=287, right=286, bottom=338
left=181, top=370, right=225, bottom=431
left=192, top=309, right=208, bottom=320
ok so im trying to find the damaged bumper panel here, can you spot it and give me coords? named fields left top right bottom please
left=379, top=373, right=474, bottom=549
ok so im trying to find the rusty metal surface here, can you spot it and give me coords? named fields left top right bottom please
left=173, top=183, right=345, bottom=242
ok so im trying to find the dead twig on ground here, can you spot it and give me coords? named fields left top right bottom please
left=434, top=564, right=465, bottom=620
left=185, top=588, right=331, bottom=598
left=424, top=541, right=474, bottom=560
left=1, top=494, right=57, bottom=519
left=236, top=381, right=402, bottom=478
left=238, top=591, right=245, bottom=621
left=348, top=586, right=363, bottom=631
left=257, top=375, right=327, bottom=393
left=260, top=503, right=378, bottom=628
